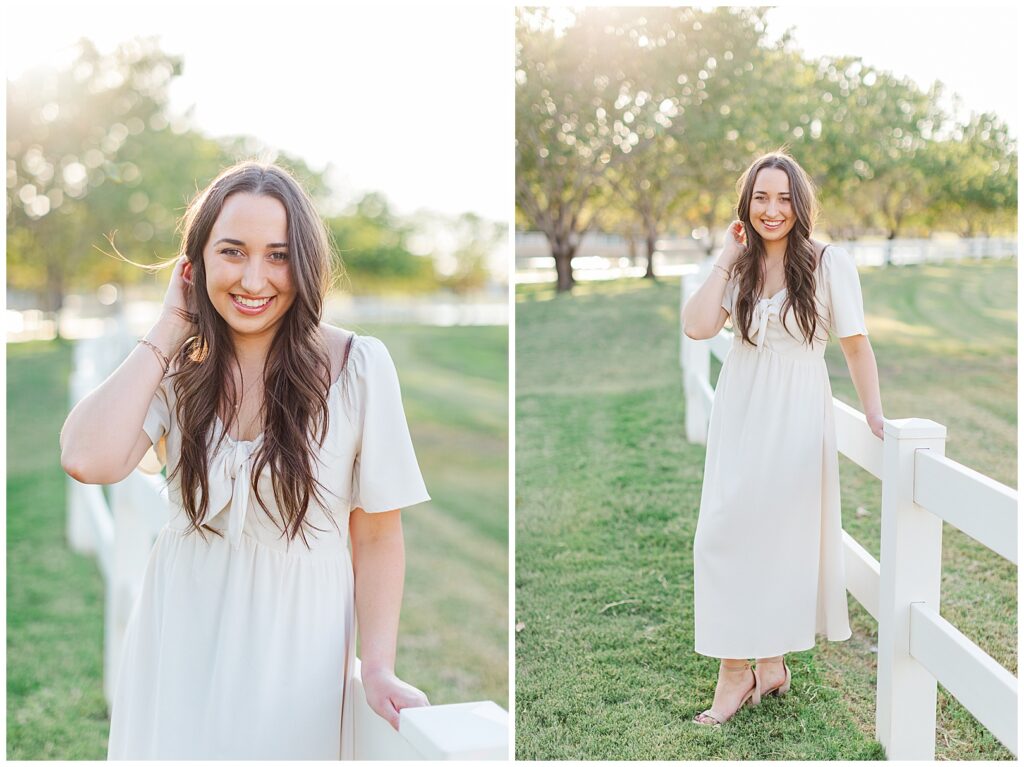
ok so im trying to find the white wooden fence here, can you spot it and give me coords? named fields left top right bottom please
left=65, top=328, right=508, bottom=760
left=516, top=232, right=1016, bottom=283
left=680, top=263, right=1018, bottom=759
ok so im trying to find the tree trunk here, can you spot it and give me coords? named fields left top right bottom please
left=884, top=228, right=897, bottom=267
left=644, top=222, right=657, bottom=280
left=46, top=257, right=65, bottom=340
left=549, top=229, right=576, bottom=293
left=704, top=214, right=718, bottom=257
left=554, top=246, right=575, bottom=292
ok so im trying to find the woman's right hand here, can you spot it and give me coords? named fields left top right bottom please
left=155, top=256, right=194, bottom=352
left=719, top=220, right=747, bottom=268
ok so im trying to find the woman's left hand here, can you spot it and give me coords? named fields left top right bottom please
left=867, top=412, right=885, bottom=440
left=361, top=666, right=430, bottom=730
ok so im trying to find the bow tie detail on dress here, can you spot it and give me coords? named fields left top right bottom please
left=203, top=437, right=261, bottom=550
left=752, top=293, right=785, bottom=349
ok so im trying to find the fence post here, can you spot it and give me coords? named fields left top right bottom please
left=876, top=417, right=947, bottom=759
left=66, top=341, right=97, bottom=554
left=680, top=269, right=710, bottom=445
left=105, top=475, right=157, bottom=705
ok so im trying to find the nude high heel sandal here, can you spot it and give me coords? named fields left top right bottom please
left=757, top=656, right=791, bottom=697
left=692, top=661, right=762, bottom=726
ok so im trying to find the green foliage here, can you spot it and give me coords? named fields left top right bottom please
left=515, top=8, right=1018, bottom=287
left=7, top=37, right=183, bottom=310
left=328, top=193, right=436, bottom=293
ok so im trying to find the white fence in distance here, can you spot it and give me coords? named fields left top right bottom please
left=65, top=328, right=508, bottom=760
left=515, top=232, right=1016, bottom=283
left=680, top=263, right=1018, bottom=759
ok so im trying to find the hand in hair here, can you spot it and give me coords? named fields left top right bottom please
left=159, top=255, right=195, bottom=349
left=720, top=220, right=747, bottom=268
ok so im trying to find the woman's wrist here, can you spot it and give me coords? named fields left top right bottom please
left=716, top=251, right=738, bottom=271
left=149, top=311, right=191, bottom=355
left=361, top=661, right=396, bottom=677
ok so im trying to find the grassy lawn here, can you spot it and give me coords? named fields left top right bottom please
left=7, top=323, right=508, bottom=760
left=515, top=259, right=1016, bottom=760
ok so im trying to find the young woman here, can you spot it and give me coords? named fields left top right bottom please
left=60, top=161, right=432, bottom=759
left=681, top=151, right=883, bottom=727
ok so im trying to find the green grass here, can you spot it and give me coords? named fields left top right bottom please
left=6, top=340, right=110, bottom=760
left=7, top=324, right=508, bottom=760
left=361, top=324, right=509, bottom=708
left=515, top=259, right=1016, bottom=760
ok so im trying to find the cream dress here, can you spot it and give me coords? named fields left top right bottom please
left=106, top=334, right=430, bottom=760
left=693, top=245, right=867, bottom=659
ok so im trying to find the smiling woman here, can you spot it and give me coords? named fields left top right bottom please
left=58, top=161, right=432, bottom=759
left=682, top=150, right=883, bottom=728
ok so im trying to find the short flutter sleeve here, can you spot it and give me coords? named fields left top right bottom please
left=137, top=379, right=172, bottom=474
left=720, top=276, right=738, bottom=316
left=348, top=336, right=430, bottom=513
left=142, top=380, right=171, bottom=447
left=825, top=246, right=869, bottom=338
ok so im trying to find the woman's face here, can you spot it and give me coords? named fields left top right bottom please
left=201, top=192, right=295, bottom=343
left=748, top=167, right=796, bottom=244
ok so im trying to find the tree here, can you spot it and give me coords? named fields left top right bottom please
left=6, top=36, right=343, bottom=318
left=439, top=212, right=505, bottom=294
left=327, top=193, right=436, bottom=294
left=7, top=37, right=182, bottom=319
left=650, top=8, right=800, bottom=259
left=515, top=8, right=623, bottom=292
left=925, top=111, right=1017, bottom=236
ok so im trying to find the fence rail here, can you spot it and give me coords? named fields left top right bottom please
left=66, top=328, right=508, bottom=760
left=680, top=263, right=1018, bottom=759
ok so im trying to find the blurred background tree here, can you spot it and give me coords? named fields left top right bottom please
left=328, top=192, right=436, bottom=294
left=7, top=37, right=185, bottom=317
left=7, top=36, right=501, bottom=329
left=439, top=212, right=505, bottom=294
left=515, top=8, right=620, bottom=292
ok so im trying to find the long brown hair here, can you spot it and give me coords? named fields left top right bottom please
left=732, top=151, right=828, bottom=347
left=168, top=161, right=336, bottom=546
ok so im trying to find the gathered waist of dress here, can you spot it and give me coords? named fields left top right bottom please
left=161, top=515, right=351, bottom=561
left=728, top=336, right=826, bottom=366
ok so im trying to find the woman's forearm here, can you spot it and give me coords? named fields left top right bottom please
left=351, top=510, right=405, bottom=673
left=843, top=337, right=883, bottom=417
left=682, top=264, right=731, bottom=339
left=60, top=315, right=187, bottom=483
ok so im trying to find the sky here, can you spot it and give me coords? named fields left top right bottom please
left=762, top=5, right=1018, bottom=139
left=4, top=2, right=1018, bottom=222
left=4, top=2, right=512, bottom=222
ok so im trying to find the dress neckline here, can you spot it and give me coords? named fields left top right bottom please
left=759, top=287, right=787, bottom=303
left=217, top=335, right=357, bottom=446
left=757, top=243, right=831, bottom=302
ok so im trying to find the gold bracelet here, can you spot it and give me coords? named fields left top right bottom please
left=138, top=338, right=170, bottom=373
left=712, top=263, right=732, bottom=280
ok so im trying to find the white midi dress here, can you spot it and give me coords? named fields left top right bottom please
left=693, top=245, right=868, bottom=659
left=106, top=334, right=430, bottom=760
